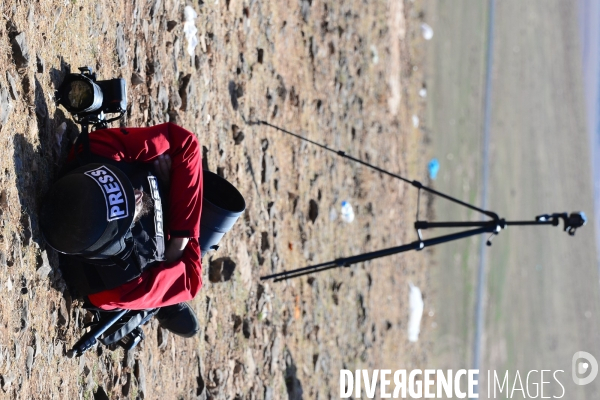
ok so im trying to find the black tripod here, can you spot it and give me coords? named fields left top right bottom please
left=257, top=121, right=586, bottom=282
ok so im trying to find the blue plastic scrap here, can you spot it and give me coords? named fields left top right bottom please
left=428, top=158, right=440, bottom=180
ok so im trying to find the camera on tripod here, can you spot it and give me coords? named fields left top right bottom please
left=55, top=66, right=127, bottom=129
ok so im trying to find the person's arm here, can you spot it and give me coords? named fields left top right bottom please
left=86, top=123, right=202, bottom=238
left=87, top=239, right=202, bottom=310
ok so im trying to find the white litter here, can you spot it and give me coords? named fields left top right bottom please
left=370, top=45, right=379, bottom=64
left=412, top=115, right=420, bottom=128
left=408, top=282, right=424, bottom=342
left=421, top=23, right=434, bottom=40
left=183, top=6, right=199, bottom=56
left=340, top=201, right=355, bottom=223
left=418, top=87, right=427, bottom=98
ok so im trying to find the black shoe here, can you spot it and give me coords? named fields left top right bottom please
left=156, top=303, right=200, bottom=338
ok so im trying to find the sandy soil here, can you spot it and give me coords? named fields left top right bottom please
left=0, top=0, right=433, bottom=398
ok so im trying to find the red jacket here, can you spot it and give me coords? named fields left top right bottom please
left=82, top=123, right=203, bottom=310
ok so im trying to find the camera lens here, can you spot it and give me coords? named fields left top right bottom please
left=68, top=80, right=94, bottom=111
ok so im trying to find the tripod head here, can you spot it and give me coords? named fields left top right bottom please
left=536, top=212, right=587, bottom=236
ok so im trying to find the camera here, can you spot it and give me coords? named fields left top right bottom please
left=55, top=66, right=127, bottom=129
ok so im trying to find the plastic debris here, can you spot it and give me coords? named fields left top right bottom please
left=408, top=283, right=424, bottom=342
left=418, top=87, right=427, bottom=98
left=421, top=23, right=434, bottom=40
left=340, top=201, right=355, bottom=223
left=412, top=115, right=420, bottom=128
left=183, top=6, right=199, bottom=56
left=428, top=158, right=440, bottom=180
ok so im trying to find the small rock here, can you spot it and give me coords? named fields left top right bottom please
left=242, top=318, right=251, bottom=339
left=208, top=257, right=236, bottom=283
left=270, top=336, right=281, bottom=373
left=134, top=359, right=146, bottom=398
left=34, top=333, right=41, bottom=358
left=36, top=250, right=52, bottom=279
left=10, top=32, right=30, bottom=68
left=14, top=343, right=21, bottom=360
left=148, top=60, right=162, bottom=84
left=21, top=302, right=29, bottom=331
left=57, top=297, right=68, bottom=326
left=55, top=122, right=66, bottom=152
left=264, top=387, right=274, bottom=400
left=36, top=53, right=44, bottom=73
left=0, top=83, right=12, bottom=128
left=6, top=72, right=18, bottom=100
left=308, top=200, right=318, bottom=223
left=157, top=327, right=168, bottom=349
left=131, top=72, right=144, bottom=86
left=1, top=372, right=15, bottom=392
left=0, top=190, right=7, bottom=209
left=169, top=88, right=182, bottom=110
left=20, top=214, right=32, bottom=246
left=232, top=125, right=244, bottom=145
left=116, top=23, right=127, bottom=68
left=166, top=20, right=178, bottom=32
left=25, top=346, right=33, bottom=374
left=0, top=251, right=6, bottom=267
left=178, top=74, right=193, bottom=111
left=157, top=85, right=169, bottom=112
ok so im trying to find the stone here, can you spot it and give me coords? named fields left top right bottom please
left=157, top=85, right=169, bottom=112
left=36, top=53, right=44, bottom=74
left=10, top=32, right=30, bottom=68
left=36, top=250, right=51, bottom=279
left=131, top=73, right=144, bottom=86
left=169, top=88, right=182, bottom=110
left=0, top=83, right=12, bottom=128
left=1, top=372, right=15, bottom=392
left=6, top=72, right=18, bottom=100
left=25, top=346, right=33, bottom=374
left=116, top=23, right=127, bottom=68
left=167, top=20, right=178, bottom=32
left=208, top=258, right=236, bottom=283
left=178, top=74, right=193, bottom=111
left=134, top=359, right=146, bottom=398
left=20, top=214, right=32, bottom=246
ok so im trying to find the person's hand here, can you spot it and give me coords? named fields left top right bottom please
left=164, top=237, right=189, bottom=263
left=154, top=154, right=172, bottom=187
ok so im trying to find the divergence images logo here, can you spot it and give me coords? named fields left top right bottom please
left=572, top=351, right=598, bottom=386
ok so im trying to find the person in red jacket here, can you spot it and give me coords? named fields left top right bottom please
left=40, top=122, right=203, bottom=337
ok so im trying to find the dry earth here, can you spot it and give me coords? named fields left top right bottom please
left=0, top=0, right=433, bottom=398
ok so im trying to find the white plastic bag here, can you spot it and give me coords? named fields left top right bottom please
left=183, top=6, right=199, bottom=57
left=408, top=282, right=424, bottom=342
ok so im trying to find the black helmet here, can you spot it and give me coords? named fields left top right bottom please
left=40, top=163, right=136, bottom=258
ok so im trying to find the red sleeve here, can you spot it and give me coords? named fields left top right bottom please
left=87, top=122, right=202, bottom=238
left=87, top=239, right=203, bottom=310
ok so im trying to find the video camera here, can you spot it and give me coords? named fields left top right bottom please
left=55, top=66, right=127, bottom=129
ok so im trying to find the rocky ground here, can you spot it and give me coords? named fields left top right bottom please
left=0, top=0, right=434, bottom=398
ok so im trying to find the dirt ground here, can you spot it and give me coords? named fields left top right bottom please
left=0, top=0, right=433, bottom=398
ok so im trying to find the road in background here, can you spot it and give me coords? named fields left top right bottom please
left=580, top=0, right=600, bottom=275
left=426, top=1, right=600, bottom=398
